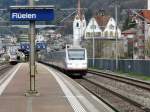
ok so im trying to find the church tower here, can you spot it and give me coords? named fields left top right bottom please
left=73, top=0, right=86, bottom=46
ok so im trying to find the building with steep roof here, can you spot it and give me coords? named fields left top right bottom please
left=141, top=0, right=150, bottom=40
left=129, top=0, right=150, bottom=59
left=84, top=13, right=121, bottom=39
left=94, top=15, right=110, bottom=31
left=141, top=0, right=150, bottom=59
left=83, top=12, right=124, bottom=58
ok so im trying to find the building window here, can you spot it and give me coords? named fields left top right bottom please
left=115, top=32, right=118, bottom=37
left=91, top=32, right=94, bottom=37
left=110, top=31, right=114, bottom=37
left=104, top=31, right=108, bottom=37
left=95, top=32, right=98, bottom=37
left=109, top=24, right=114, bottom=30
left=98, top=32, right=101, bottom=37
left=76, top=23, right=79, bottom=27
left=95, top=32, right=101, bottom=37
left=86, top=32, right=90, bottom=37
left=90, top=25, right=96, bottom=29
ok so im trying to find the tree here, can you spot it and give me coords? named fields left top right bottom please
left=122, top=15, right=136, bottom=31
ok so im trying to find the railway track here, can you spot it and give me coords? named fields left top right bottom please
left=75, top=69, right=150, bottom=112
left=75, top=77, right=150, bottom=112
left=0, top=64, right=13, bottom=75
left=42, top=63, right=150, bottom=112
left=88, top=69, right=150, bottom=91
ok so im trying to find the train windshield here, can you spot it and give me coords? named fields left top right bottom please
left=68, top=49, right=85, bottom=60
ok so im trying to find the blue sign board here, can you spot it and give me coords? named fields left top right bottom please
left=10, top=9, right=54, bottom=21
left=20, top=43, right=30, bottom=51
left=20, top=42, right=47, bottom=51
left=36, top=42, right=47, bottom=50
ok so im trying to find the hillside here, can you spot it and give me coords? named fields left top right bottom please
left=0, top=0, right=147, bottom=12
left=0, top=0, right=147, bottom=20
left=0, top=0, right=148, bottom=34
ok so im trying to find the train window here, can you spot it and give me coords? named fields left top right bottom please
left=68, top=49, right=85, bottom=60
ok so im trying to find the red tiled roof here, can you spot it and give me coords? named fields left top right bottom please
left=122, top=28, right=136, bottom=35
left=141, top=10, right=150, bottom=23
left=94, top=15, right=110, bottom=30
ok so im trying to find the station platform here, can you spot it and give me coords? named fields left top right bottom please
left=0, top=63, right=114, bottom=112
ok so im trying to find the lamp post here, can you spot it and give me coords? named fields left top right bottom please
left=114, top=0, right=119, bottom=70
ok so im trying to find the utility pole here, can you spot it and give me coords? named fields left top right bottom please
left=92, top=18, right=95, bottom=67
left=26, top=0, right=38, bottom=95
left=114, top=0, right=119, bottom=70
left=16, top=0, right=19, bottom=5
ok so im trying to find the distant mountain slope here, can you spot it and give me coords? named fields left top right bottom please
left=0, top=0, right=147, bottom=34
left=0, top=0, right=147, bottom=10
left=0, top=0, right=147, bottom=18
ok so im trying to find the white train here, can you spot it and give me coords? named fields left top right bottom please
left=41, top=45, right=88, bottom=76
left=9, top=52, right=18, bottom=64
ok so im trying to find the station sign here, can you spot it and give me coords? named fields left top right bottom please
left=36, top=42, right=47, bottom=50
left=10, top=6, right=54, bottom=21
left=20, top=42, right=47, bottom=51
left=20, top=43, right=30, bottom=51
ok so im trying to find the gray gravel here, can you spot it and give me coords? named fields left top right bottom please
left=77, top=79, right=145, bottom=112
left=86, top=73, right=150, bottom=109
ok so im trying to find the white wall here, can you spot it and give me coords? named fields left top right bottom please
left=84, top=18, right=102, bottom=39
left=73, top=15, right=86, bottom=46
left=145, top=22, right=150, bottom=40
left=148, top=0, right=150, bottom=10
left=36, top=34, right=45, bottom=42
left=103, top=17, right=121, bottom=38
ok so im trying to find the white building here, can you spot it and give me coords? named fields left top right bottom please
left=143, top=0, right=150, bottom=40
left=36, top=34, right=45, bottom=43
left=85, top=14, right=121, bottom=39
left=73, top=0, right=86, bottom=46
left=83, top=12, right=124, bottom=58
left=84, top=18, right=102, bottom=39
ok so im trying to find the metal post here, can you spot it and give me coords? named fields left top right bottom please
left=92, top=18, right=95, bottom=67
left=29, top=0, right=34, bottom=6
left=29, top=21, right=36, bottom=91
left=115, top=0, right=118, bottom=71
left=25, top=0, right=38, bottom=96
left=133, top=36, right=134, bottom=59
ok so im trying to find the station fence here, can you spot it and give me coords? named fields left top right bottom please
left=88, top=59, right=150, bottom=76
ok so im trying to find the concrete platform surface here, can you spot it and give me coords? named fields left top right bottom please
left=0, top=63, right=115, bottom=112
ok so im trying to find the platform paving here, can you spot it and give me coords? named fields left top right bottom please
left=0, top=63, right=73, bottom=112
left=0, top=63, right=115, bottom=112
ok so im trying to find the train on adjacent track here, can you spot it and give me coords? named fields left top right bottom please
left=40, top=45, right=88, bottom=76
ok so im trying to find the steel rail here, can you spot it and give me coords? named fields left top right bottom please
left=77, top=77, right=150, bottom=112
left=88, top=70, right=150, bottom=92
left=0, top=64, right=13, bottom=76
